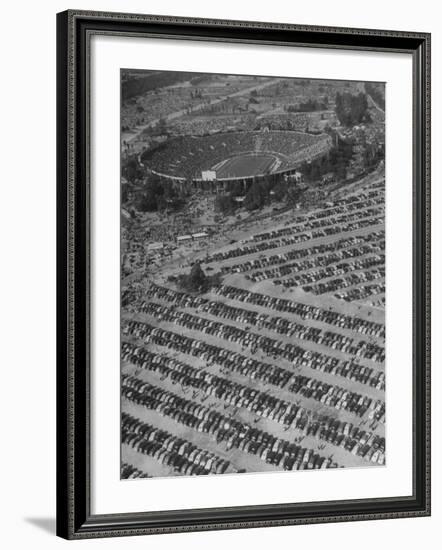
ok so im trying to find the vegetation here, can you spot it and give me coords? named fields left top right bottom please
left=214, top=182, right=246, bottom=216
left=335, top=92, right=371, bottom=126
left=136, top=174, right=185, bottom=213
left=300, top=138, right=354, bottom=182
left=271, top=179, right=288, bottom=201
left=364, top=82, right=385, bottom=111
left=244, top=180, right=269, bottom=211
left=176, top=264, right=222, bottom=294
left=122, top=155, right=144, bottom=184
left=215, top=194, right=236, bottom=215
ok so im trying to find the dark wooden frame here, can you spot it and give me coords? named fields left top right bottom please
left=56, top=9, right=431, bottom=540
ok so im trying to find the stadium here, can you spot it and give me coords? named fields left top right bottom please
left=141, top=131, right=333, bottom=188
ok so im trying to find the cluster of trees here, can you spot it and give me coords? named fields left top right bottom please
left=300, top=139, right=354, bottom=182
left=214, top=194, right=236, bottom=215
left=215, top=174, right=305, bottom=215
left=364, top=82, right=385, bottom=111
left=361, top=140, right=385, bottom=170
left=243, top=180, right=269, bottom=211
left=136, top=174, right=185, bottom=213
left=335, top=92, right=370, bottom=126
left=190, top=88, right=204, bottom=100
left=177, top=263, right=208, bottom=292
left=122, top=155, right=144, bottom=184
left=176, top=264, right=222, bottom=294
left=214, top=181, right=245, bottom=215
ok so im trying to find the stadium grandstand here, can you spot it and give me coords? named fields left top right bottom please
left=141, top=131, right=332, bottom=188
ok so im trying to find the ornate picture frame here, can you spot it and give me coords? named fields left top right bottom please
left=56, top=10, right=430, bottom=539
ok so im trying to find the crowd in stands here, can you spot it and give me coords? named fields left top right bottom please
left=143, top=283, right=385, bottom=362
left=122, top=412, right=232, bottom=476
left=142, top=131, right=328, bottom=179
left=288, top=137, right=333, bottom=165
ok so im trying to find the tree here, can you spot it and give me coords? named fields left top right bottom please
left=178, top=263, right=209, bottom=293
left=287, top=186, right=304, bottom=205
left=244, top=180, right=268, bottom=211
left=188, top=263, right=208, bottom=291
left=123, top=155, right=143, bottom=184
left=215, top=194, right=235, bottom=215
left=136, top=190, right=158, bottom=212
left=136, top=174, right=185, bottom=213
left=271, top=179, right=288, bottom=201
left=335, top=91, right=370, bottom=126
left=156, top=117, right=168, bottom=135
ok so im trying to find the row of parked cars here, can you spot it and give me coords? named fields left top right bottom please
left=245, top=238, right=384, bottom=283
left=214, top=284, right=385, bottom=338
left=251, top=187, right=384, bottom=242
left=122, top=413, right=232, bottom=476
left=122, top=340, right=381, bottom=434
left=336, top=283, right=386, bottom=303
left=122, top=375, right=338, bottom=471
left=204, top=216, right=384, bottom=266
left=134, top=302, right=384, bottom=391
left=123, top=316, right=385, bottom=426
left=144, top=283, right=384, bottom=362
left=216, top=231, right=384, bottom=276
left=251, top=199, right=383, bottom=242
left=125, top=319, right=385, bottom=395
left=121, top=462, right=150, bottom=479
left=303, top=266, right=385, bottom=297
left=288, top=375, right=385, bottom=422
left=122, top=373, right=385, bottom=468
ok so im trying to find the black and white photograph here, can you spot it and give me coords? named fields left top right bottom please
left=0, top=0, right=436, bottom=545
left=120, top=70, right=386, bottom=479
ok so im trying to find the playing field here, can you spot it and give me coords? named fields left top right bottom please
left=214, top=153, right=277, bottom=179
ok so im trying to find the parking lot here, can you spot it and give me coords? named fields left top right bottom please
left=122, top=177, right=386, bottom=477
